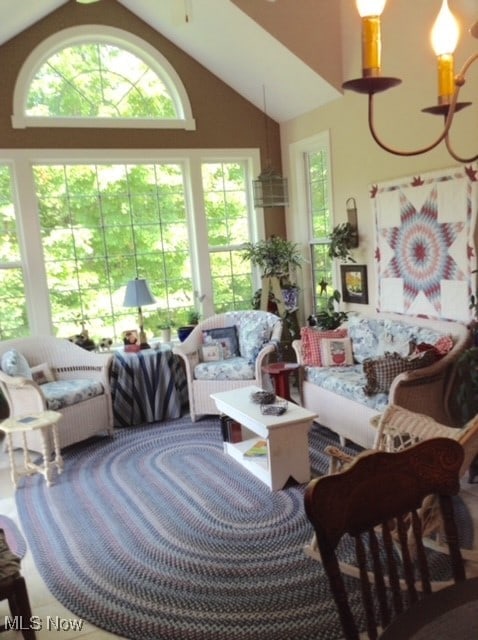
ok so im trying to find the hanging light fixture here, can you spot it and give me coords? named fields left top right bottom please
left=76, top=0, right=101, bottom=4
left=253, top=86, right=289, bottom=208
left=342, top=0, right=478, bottom=162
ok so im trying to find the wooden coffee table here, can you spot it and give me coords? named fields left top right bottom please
left=211, top=385, right=317, bottom=491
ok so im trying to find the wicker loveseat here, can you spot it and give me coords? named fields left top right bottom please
left=173, top=311, right=282, bottom=422
left=0, top=336, right=113, bottom=453
left=292, top=312, right=470, bottom=449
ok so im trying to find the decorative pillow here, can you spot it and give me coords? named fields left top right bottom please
left=31, top=362, right=56, bottom=385
left=1, top=349, right=32, bottom=379
left=203, top=326, right=239, bottom=359
left=300, top=327, right=348, bottom=366
left=363, top=353, right=428, bottom=396
left=434, top=335, right=454, bottom=355
left=238, top=317, right=271, bottom=364
left=200, top=343, right=223, bottom=362
left=319, top=337, right=354, bottom=367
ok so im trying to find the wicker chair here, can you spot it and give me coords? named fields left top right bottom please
left=173, top=311, right=282, bottom=422
left=0, top=336, right=113, bottom=453
left=325, top=404, right=478, bottom=563
left=304, top=438, right=466, bottom=640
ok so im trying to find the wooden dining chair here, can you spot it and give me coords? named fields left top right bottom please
left=0, top=529, right=36, bottom=640
left=304, top=438, right=466, bottom=640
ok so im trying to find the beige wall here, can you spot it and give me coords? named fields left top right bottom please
left=0, top=0, right=286, bottom=236
left=282, top=0, right=478, bottom=319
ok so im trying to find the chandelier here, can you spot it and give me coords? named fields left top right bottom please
left=342, top=0, right=478, bottom=162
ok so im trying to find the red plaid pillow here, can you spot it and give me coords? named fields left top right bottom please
left=300, top=327, right=348, bottom=366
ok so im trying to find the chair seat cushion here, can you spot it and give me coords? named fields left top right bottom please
left=42, top=379, right=105, bottom=411
left=194, top=357, right=255, bottom=381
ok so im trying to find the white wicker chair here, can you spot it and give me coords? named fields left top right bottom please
left=0, top=336, right=113, bottom=453
left=173, top=311, right=282, bottom=422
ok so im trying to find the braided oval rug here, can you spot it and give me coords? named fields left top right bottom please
left=15, top=417, right=363, bottom=640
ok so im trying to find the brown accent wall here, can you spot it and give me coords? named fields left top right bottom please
left=0, top=0, right=285, bottom=235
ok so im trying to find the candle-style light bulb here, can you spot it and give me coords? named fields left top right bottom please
left=355, top=0, right=387, bottom=18
left=355, top=0, right=388, bottom=77
left=431, top=0, right=460, bottom=103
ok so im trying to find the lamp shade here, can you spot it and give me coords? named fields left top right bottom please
left=123, top=279, right=155, bottom=308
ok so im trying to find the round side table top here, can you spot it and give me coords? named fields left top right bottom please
left=262, top=362, right=300, bottom=374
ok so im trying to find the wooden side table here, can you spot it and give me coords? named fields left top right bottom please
left=1, top=410, right=63, bottom=487
left=262, top=362, right=300, bottom=402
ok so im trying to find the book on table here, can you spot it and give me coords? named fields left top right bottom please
left=243, top=439, right=268, bottom=458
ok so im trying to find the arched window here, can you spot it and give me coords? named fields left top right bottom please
left=12, top=26, right=195, bottom=130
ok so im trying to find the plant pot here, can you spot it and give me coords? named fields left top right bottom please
left=177, top=325, right=195, bottom=342
left=161, top=328, right=171, bottom=343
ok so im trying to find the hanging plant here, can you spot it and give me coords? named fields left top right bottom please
left=328, top=222, right=357, bottom=263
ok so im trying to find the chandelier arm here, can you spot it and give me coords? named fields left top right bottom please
left=440, top=53, right=478, bottom=164
left=455, top=52, right=478, bottom=84
left=444, top=134, right=478, bottom=163
left=367, top=94, right=454, bottom=157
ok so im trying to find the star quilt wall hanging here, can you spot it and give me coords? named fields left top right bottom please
left=371, top=165, right=478, bottom=323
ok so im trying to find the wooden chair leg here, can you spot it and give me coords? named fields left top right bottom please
left=1, top=576, right=36, bottom=640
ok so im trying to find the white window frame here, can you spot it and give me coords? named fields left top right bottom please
left=3, top=148, right=262, bottom=335
left=11, top=26, right=196, bottom=130
left=290, top=130, right=335, bottom=316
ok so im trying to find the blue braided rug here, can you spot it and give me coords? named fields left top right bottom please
left=16, top=418, right=471, bottom=640
left=16, top=417, right=362, bottom=640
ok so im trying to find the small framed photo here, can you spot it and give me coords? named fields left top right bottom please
left=341, top=265, right=369, bottom=304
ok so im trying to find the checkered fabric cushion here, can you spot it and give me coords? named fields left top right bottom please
left=300, top=327, right=348, bottom=366
left=363, top=352, right=435, bottom=395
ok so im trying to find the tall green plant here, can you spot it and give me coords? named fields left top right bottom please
left=241, top=236, right=304, bottom=285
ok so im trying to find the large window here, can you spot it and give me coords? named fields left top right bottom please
left=304, top=141, right=334, bottom=313
left=30, top=157, right=256, bottom=342
left=12, top=27, right=195, bottom=129
left=5, top=28, right=260, bottom=342
left=203, top=162, right=254, bottom=312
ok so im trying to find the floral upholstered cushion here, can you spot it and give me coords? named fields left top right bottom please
left=194, top=357, right=255, bottom=381
left=1, top=349, right=32, bottom=379
left=305, top=364, right=389, bottom=412
left=348, top=316, right=447, bottom=364
left=41, top=379, right=104, bottom=411
left=237, top=316, right=271, bottom=364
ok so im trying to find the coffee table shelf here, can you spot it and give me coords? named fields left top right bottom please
left=211, top=386, right=317, bottom=491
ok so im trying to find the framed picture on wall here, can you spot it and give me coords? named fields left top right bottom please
left=340, top=265, right=369, bottom=304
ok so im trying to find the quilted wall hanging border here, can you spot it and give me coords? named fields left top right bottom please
left=371, top=164, right=478, bottom=322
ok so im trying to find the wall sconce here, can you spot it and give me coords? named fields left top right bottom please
left=346, top=198, right=359, bottom=248
left=343, top=0, right=478, bottom=162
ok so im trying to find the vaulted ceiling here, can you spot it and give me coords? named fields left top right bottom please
left=0, top=0, right=343, bottom=122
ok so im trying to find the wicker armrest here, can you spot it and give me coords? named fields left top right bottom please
left=324, top=444, right=355, bottom=474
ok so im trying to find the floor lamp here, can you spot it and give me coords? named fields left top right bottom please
left=123, top=278, right=156, bottom=349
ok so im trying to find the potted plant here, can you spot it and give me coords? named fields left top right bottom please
left=177, top=309, right=200, bottom=342
left=328, top=222, right=357, bottom=263
left=313, top=289, right=348, bottom=330
left=241, top=235, right=304, bottom=286
left=241, top=235, right=305, bottom=314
